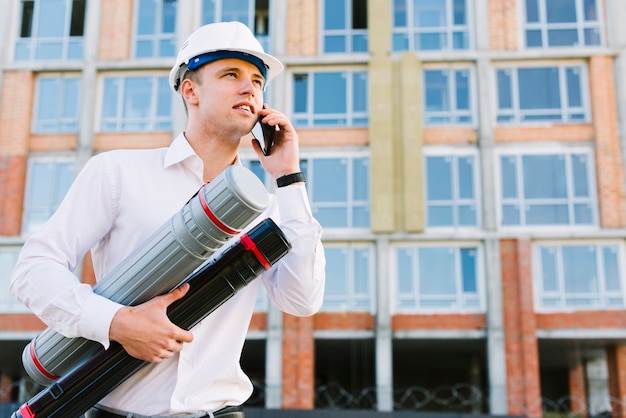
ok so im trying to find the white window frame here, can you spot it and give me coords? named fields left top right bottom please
left=521, top=0, right=604, bottom=49
left=391, top=242, right=485, bottom=313
left=132, top=0, right=178, bottom=58
left=495, top=146, right=598, bottom=230
left=391, top=0, right=473, bottom=52
left=424, top=147, right=481, bottom=230
left=291, top=68, right=369, bottom=128
left=423, top=65, right=476, bottom=126
left=201, top=0, right=270, bottom=52
left=21, top=156, right=76, bottom=235
left=494, top=63, right=590, bottom=125
left=533, top=240, right=626, bottom=311
left=13, top=0, right=85, bottom=61
left=99, top=73, right=172, bottom=132
left=321, top=242, right=375, bottom=312
left=302, top=150, right=371, bottom=232
left=320, top=0, right=369, bottom=54
left=32, top=73, right=82, bottom=134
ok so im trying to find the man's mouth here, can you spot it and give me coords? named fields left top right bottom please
left=235, top=104, right=252, bottom=113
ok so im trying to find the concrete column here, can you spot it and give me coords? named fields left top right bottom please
left=77, top=0, right=102, bottom=168
left=475, top=0, right=508, bottom=413
left=375, top=236, right=393, bottom=411
left=265, top=304, right=283, bottom=409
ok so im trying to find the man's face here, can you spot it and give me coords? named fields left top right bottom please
left=190, top=57, right=265, bottom=139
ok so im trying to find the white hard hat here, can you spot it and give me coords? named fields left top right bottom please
left=169, top=21, right=283, bottom=93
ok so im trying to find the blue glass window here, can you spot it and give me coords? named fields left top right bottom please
left=101, top=75, right=172, bottom=132
left=322, top=245, right=374, bottom=311
left=393, top=0, right=470, bottom=52
left=537, top=243, right=624, bottom=309
left=15, top=0, right=86, bottom=61
left=396, top=245, right=482, bottom=311
left=524, top=0, right=602, bottom=48
left=134, top=0, right=177, bottom=58
left=33, top=75, right=81, bottom=133
left=500, top=151, right=596, bottom=227
left=496, top=65, right=588, bottom=124
left=293, top=71, right=369, bottom=127
left=322, top=0, right=368, bottom=53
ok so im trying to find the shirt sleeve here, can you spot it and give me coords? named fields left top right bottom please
left=261, top=184, right=326, bottom=316
left=10, top=154, right=124, bottom=348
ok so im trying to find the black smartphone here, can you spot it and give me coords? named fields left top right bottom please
left=251, top=110, right=275, bottom=156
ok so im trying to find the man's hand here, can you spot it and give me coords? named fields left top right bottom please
left=251, top=105, right=301, bottom=179
left=109, top=283, right=194, bottom=362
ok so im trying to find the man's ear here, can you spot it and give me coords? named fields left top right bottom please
left=180, top=79, right=199, bottom=105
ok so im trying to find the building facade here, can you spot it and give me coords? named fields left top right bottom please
left=1, top=0, right=626, bottom=416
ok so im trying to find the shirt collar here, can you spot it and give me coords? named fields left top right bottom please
left=164, top=132, right=199, bottom=168
left=164, top=132, right=243, bottom=169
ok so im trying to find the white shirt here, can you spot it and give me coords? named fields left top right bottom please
left=10, top=133, right=325, bottom=415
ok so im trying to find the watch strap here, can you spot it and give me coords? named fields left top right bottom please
left=276, top=172, right=306, bottom=187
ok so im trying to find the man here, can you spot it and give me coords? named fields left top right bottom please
left=10, top=21, right=325, bottom=418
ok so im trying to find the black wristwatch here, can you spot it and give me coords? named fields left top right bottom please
left=276, top=172, right=306, bottom=187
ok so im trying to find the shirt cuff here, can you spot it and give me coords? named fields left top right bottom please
left=275, top=184, right=313, bottom=221
left=80, top=292, right=124, bottom=349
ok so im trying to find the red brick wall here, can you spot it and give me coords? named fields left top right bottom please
left=589, top=55, right=626, bottom=229
left=99, top=0, right=133, bottom=60
left=569, top=358, right=588, bottom=417
left=489, top=0, right=519, bottom=51
left=501, top=238, right=542, bottom=418
left=282, top=314, right=315, bottom=409
left=606, top=345, right=626, bottom=417
left=286, top=0, right=318, bottom=56
left=0, top=71, right=34, bottom=236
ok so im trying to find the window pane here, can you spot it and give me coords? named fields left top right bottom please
left=541, top=247, right=558, bottom=291
left=455, top=71, right=469, bottom=110
left=38, top=0, right=66, bottom=37
left=427, top=157, right=452, bottom=200
left=548, top=29, right=578, bottom=47
left=353, top=158, right=369, bottom=201
left=546, top=0, right=577, bottom=23
left=314, top=73, right=347, bottom=114
left=572, top=154, right=590, bottom=197
left=428, top=206, right=453, bottom=226
left=566, top=68, right=582, bottom=107
left=419, top=247, right=455, bottom=295
left=393, top=0, right=407, bottom=27
left=501, top=156, right=518, bottom=198
left=526, top=0, right=539, bottom=22
left=562, top=245, right=597, bottom=293
left=518, top=68, right=561, bottom=110
left=315, top=207, right=348, bottom=228
left=526, top=204, right=569, bottom=225
left=414, top=0, right=446, bottom=28
left=452, top=0, right=466, bottom=25
left=354, top=248, right=370, bottom=294
left=325, top=0, right=346, bottom=30
left=124, top=77, right=152, bottom=119
left=352, top=72, right=368, bottom=113
left=497, top=70, right=513, bottom=109
left=138, top=0, right=157, bottom=34
left=603, top=247, right=620, bottom=292
left=458, top=205, right=476, bottom=226
left=460, top=248, right=477, bottom=292
left=293, top=74, right=308, bottom=113
left=325, top=248, right=348, bottom=296
left=397, top=249, right=413, bottom=293
left=458, top=156, right=474, bottom=198
left=312, top=159, right=347, bottom=202
left=425, top=71, right=449, bottom=112
left=522, top=155, right=567, bottom=199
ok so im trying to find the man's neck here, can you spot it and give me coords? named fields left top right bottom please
left=183, top=131, right=239, bottom=183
